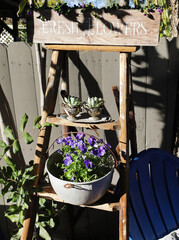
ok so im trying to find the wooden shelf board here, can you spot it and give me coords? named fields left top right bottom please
left=45, top=44, right=139, bottom=52
left=47, top=115, right=120, bottom=130
left=37, top=185, right=120, bottom=212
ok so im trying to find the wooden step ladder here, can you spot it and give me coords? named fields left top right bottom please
left=20, top=45, right=138, bottom=240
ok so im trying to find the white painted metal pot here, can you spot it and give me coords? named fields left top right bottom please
left=46, top=132, right=116, bottom=205
left=47, top=151, right=114, bottom=205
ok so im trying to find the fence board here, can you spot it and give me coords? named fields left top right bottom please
left=79, top=50, right=104, bottom=139
left=0, top=44, right=14, bottom=240
left=102, top=51, right=120, bottom=150
left=166, top=38, right=179, bottom=151
left=131, top=47, right=147, bottom=152
left=7, top=42, right=39, bottom=163
left=145, top=38, right=169, bottom=150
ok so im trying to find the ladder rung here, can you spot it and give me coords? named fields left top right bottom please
left=37, top=185, right=120, bottom=212
left=47, top=115, right=120, bottom=131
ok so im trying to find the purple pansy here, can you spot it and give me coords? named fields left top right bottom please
left=75, top=132, right=85, bottom=140
left=84, top=159, right=93, bottom=169
left=104, top=142, right=111, bottom=150
left=58, top=149, right=63, bottom=155
left=64, top=136, right=73, bottom=145
left=87, top=136, right=96, bottom=147
left=90, top=148, right=98, bottom=156
left=69, top=140, right=77, bottom=148
left=71, top=176, right=75, bottom=180
left=157, top=7, right=163, bottom=13
left=64, top=154, right=73, bottom=166
left=56, top=138, right=64, bottom=144
left=97, top=146, right=106, bottom=157
left=78, top=142, right=87, bottom=154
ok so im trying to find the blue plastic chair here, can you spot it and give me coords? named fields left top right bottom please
left=129, top=148, right=179, bottom=240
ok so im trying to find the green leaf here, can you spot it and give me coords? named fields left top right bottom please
left=49, top=218, right=55, bottom=228
left=6, top=205, right=18, bottom=213
left=5, top=212, right=20, bottom=223
left=39, top=225, right=51, bottom=240
left=16, top=195, right=22, bottom=207
left=12, top=140, right=20, bottom=154
left=4, top=126, right=15, bottom=141
left=33, top=116, right=42, bottom=129
left=23, top=132, right=34, bottom=144
left=0, top=140, right=7, bottom=148
left=10, top=228, right=23, bottom=240
left=17, top=0, right=28, bottom=16
left=39, top=198, right=46, bottom=207
left=43, top=122, right=51, bottom=127
left=20, top=113, right=28, bottom=133
left=4, top=156, right=15, bottom=170
left=1, top=146, right=10, bottom=157
left=1, top=182, right=12, bottom=196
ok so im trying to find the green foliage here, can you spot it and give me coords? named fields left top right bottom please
left=55, top=133, right=114, bottom=182
left=17, top=0, right=28, bottom=16
left=0, top=114, right=60, bottom=239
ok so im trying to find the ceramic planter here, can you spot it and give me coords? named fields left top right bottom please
left=85, top=106, right=103, bottom=120
left=63, top=105, right=81, bottom=121
left=46, top=150, right=114, bottom=205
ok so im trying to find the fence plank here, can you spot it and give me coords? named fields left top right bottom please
left=7, top=42, right=39, bottom=163
left=0, top=43, right=14, bottom=240
left=79, top=50, right=104, bottom=139
left=131, top=47, right=147, bottom=152
left=102, top=51, right=120, bottom=149
left=166, top=38, right=179, bottom=151
left=145, top=38, right=169, bottom=150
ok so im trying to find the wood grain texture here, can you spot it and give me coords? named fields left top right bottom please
left=37, top=185, right=120, bottom=212
left=45, top=44, right=138, bottom=52
left=47, top=115, right=120, bottom=130
left=28, top=9, right=160, bottom=46
left=7, top=43, right=38, bottom=166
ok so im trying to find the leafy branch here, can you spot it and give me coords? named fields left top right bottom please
left=0, top=114, right=60, bottom=240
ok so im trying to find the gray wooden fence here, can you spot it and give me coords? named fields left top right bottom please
left=0, top=37, right=179, bottom=239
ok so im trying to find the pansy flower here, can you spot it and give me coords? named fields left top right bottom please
left=75, top=132, right=85, bottom=140
left=87, top=136, right=96, bottom=147
left=64, top=154, right=73, bottom=166
left=97, top=146, right=106, bottom=157
left=84, top=159, right=93, bottom=169
left=78, top=142, right=87, bottom=154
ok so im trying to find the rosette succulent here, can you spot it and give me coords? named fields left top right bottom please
left=62, top=96, right=82, bottom=108
left=83, top=97, right=104, bottom=109
left=83, top=97, right=104, bottom=119
left=62, top=96, right=83, bottom=120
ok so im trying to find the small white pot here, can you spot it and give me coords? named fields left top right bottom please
left=46, top=151, right=114, bottom=205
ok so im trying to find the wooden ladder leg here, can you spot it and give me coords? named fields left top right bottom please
left=116, top=52, right=129, bottom=240
left=21, top=50, right=65, bottom=240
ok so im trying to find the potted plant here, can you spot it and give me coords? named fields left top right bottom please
left=83, top=96, right=104, bottom=120
left=62, top=95, right=83, bottom=121
left=18, top=0, right=164, bottom=46
left=46, top=132, right=115, bottom=205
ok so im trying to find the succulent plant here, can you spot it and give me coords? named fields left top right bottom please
left=62, top=96, right=82, bottom=108
left=83, top=97, right=104, bottom=109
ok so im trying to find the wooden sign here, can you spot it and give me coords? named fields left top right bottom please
left=27, top=9, right=160, bottom=46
